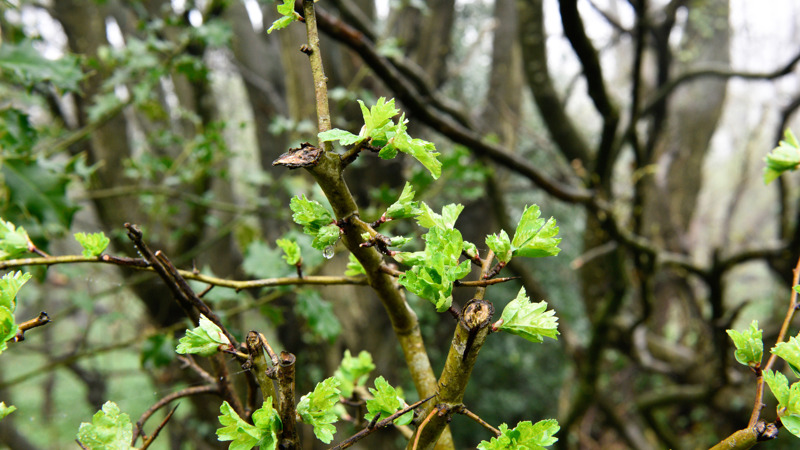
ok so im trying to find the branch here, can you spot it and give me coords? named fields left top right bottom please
left=132, top=385, right=219, bottom=445
left=329, top=394, right=436, bottom=450
left=311, top=6, right=593, bottom=203
left=12, top=312, right=51, bottom=342
left=409, top=299, right=495, bottom=449
left=749, top=255, right=800, bottom=426
left=139, top=404, right=179, bottom=450
left=277, top=351, right=299, bottom=449
left=709, top=421, right=779, bottom=450
left=642, top=48, right=800, bottom=116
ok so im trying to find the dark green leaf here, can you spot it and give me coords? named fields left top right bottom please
left=0, top=40, right=83, bottom=92
left=296, top=290, right=341, bottom=343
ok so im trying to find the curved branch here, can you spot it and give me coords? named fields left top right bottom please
left=642, top=48, right=800, bottom=116
left=131, top=385, right=220, bottom=445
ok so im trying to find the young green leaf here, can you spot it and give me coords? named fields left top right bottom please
left=296, top=377, right=341, bottom=443
left=76, top=401, right=134, bottom=450
left=176, top=314, right=231, bottom=357
left=217, top=398, right=281, bottom=450
left=486, top=230, right=513, bottom=264
left=359, top=97, right=400, bottom=138
left=773, top=335, right=800, bottom=377
left=334, top=349, right=375, bottom=398
left=0, top=270, right=31, bottom=312
left=365, top=376, right=413, bottom=426
left=290, top=195, right=339, bottom=251
left=415, top=202, right=463, bottom=229
left=0, top=40, right=83, bottom=92
left=764, top=129, right=800, bottom=184
left=345, top=253, right=366, bottom=277
left=385, top=182, right=421, bottom=220
left=477, top=419, right=560, bottom=450
left=726, top=320, right=763, bottom=368
left=0, top=219, right=30, bottom=260
left=0, top=402, right=16, bottom=421
left=276, top=238, right=302, bottom=266
left=510, top=205, right=561, bottom=258
left=497, top=288, right=559, bottom=343
left=318, top=128, right=363, bottom=146
left=267, top=0, right=300, bottom=34
left=398, top=225, right=471, bottom=312
left=0, top=306, right=16, bottom=355
left=74, top=232, right=110, bottom=257
left=764, top=369, right=800, bottom=438
left=381, top=115, right=442, bottom=179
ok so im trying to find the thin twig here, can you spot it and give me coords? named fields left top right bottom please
left=132, top=384, right=219, bottom=445
left=412, top=406, right=440, bottom=450
left=458, top=407, right=500, bottom=437
left=329, top=394, right=435, bottom=450
left=13, top=312, right=51, bottom=342
left=140, top=404, right=179, bottom=450
left=749, top=255, right=800, bottom=426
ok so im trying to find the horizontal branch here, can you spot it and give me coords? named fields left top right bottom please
left=642, top=47, right=800, bottom=116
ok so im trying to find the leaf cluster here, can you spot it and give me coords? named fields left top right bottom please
left=175, top=314, right=231, bottom=357
left=365, top=376, right=413, bottom=426
left=486, top=205, right=561, bottom=264
left=764, top=129, right=800, bottom=184
left=76, top=401, right=135, bottom=450
left=319, top=98, right=442, bottom=179
left=217, top=398, right=281, bottom=450
left=296, top=377, right=341, bottom=443
left=477, top=420, right=560, bottom=449
left=74, top=232, right=111, bottom=257
left=290, top=195, right=340, bottom=251
left=334, top=350, right=375, bottom=398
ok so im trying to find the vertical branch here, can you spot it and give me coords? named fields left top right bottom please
left=277, top=351, right=299, bottom=449
left=302, top=0, right=332, bottom=148
left=245, top=331, right=278, bottom=404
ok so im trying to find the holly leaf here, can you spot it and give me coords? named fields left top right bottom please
left=365, top=376, right=413, bottom=426
left=765, top=129, right=800, bottom=184
left=0, top=402, right=16, bottom=421
left=0, top=270, right=31, bottom=312
left=334, top=349, right=375, bottom=398
left=276, top=238, right=301, bottom=266
left=726, top=320, right=763, bottom=368
left=318, top=128, right=363, bottom=146
left=486, top=230, right=512, bottom=264
left=510, top=205, right=561, bottom=258
left=477, top=420, right=560, bottom=450
left=74, top=232, right=110, bottom=257
left=76, top=401, right=134, bottom=450
left=296, top=377, right=341, bottom=443
left=0, top=219, right=30, bottom=260
left=176, top=314, right=231, bottom=357
left=0, top=40, right=83, bottom=92
left=773, top=335, right=800, bottom=377
left=216, top=398, right=280, bottom=450
left=344, top=253, right=366, bottom=277
left=385, top=182, right=421, bottom=220
left=498, top=288, right=559, bottom=343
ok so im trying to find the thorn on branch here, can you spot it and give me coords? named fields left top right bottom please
left=300, top=44, right=313, bottom=55
left=483, top=261, right=506, bottom=279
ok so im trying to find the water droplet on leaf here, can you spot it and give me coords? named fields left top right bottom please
left=323, top=246, right=335, bottom=259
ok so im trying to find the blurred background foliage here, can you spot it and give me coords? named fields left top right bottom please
left=2, top=0, right=800, bottom=448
